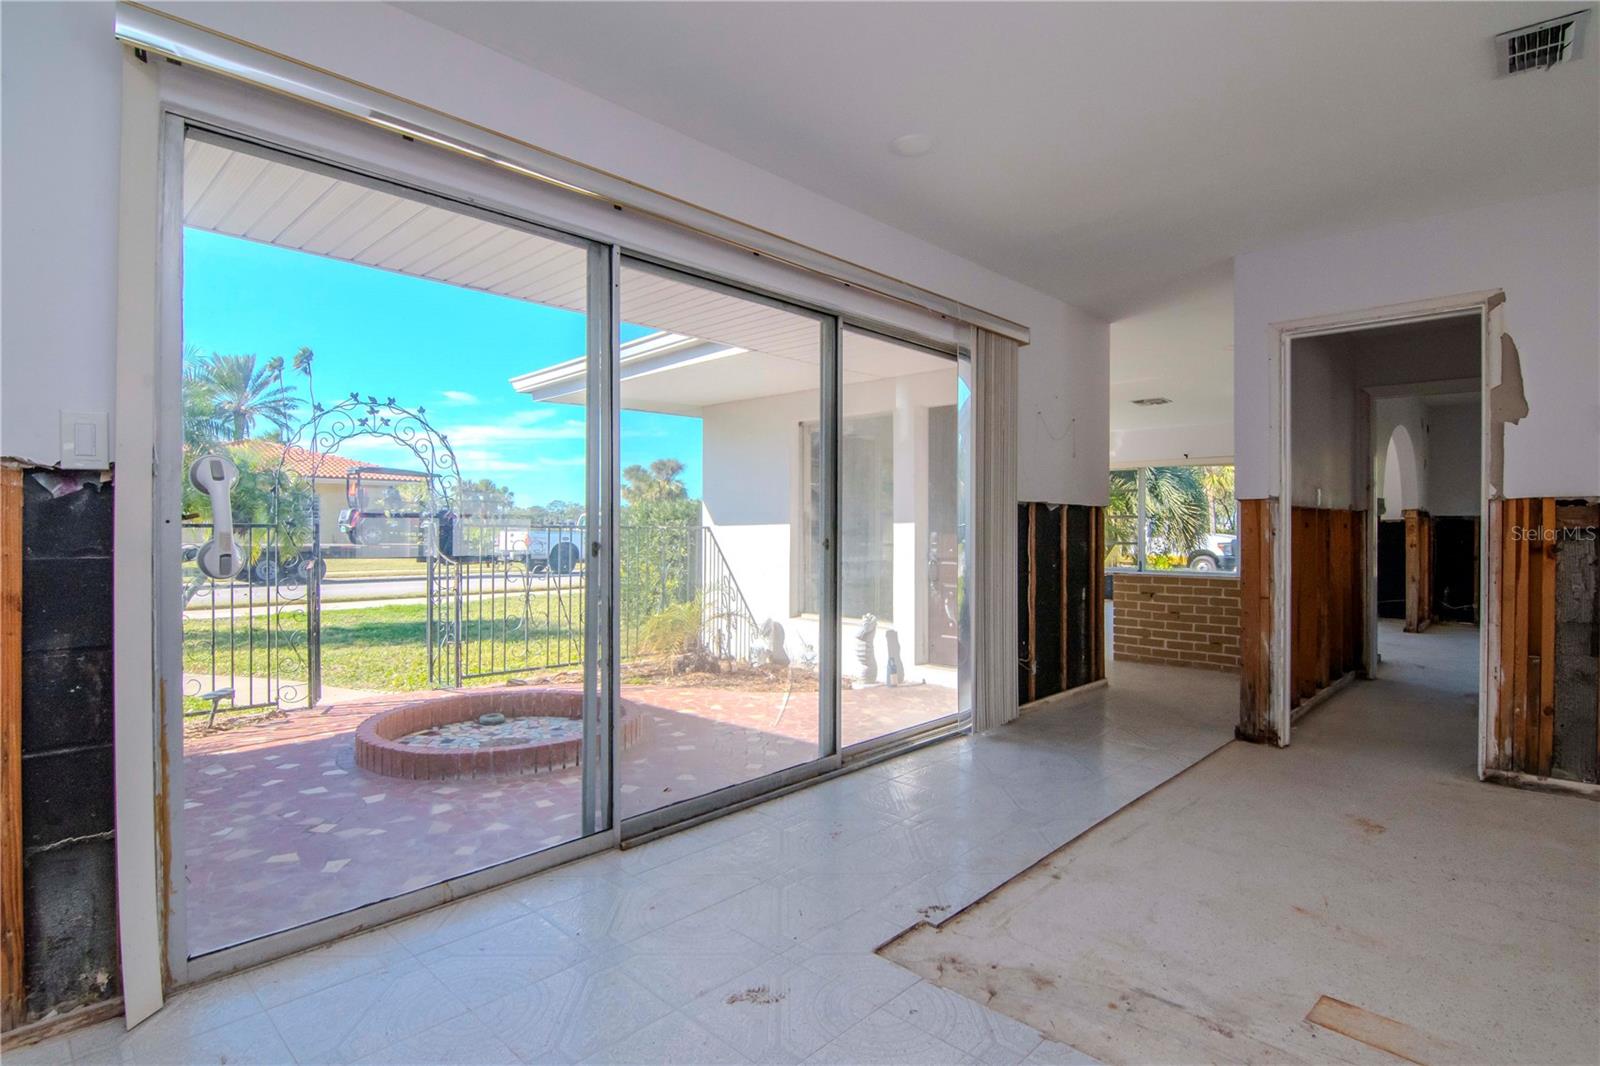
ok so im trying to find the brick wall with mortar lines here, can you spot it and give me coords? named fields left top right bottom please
left=1112, top=572, right=1241, bottom=671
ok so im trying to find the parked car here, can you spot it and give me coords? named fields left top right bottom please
left=1187, top=533, right=1237, bottom=572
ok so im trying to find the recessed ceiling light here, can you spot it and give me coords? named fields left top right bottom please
left=1131, top=397, right=1172, bottom=406
left=890, top=133, right=934, bottom=158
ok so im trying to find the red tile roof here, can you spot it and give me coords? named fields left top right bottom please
left=226, top=439, right=428, bottom=483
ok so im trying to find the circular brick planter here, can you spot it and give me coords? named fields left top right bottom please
left=355, top=688, right=645, bottom=780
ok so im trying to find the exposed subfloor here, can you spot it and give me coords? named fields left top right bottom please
left=15, top=656, right=1233, bottom=1065
left=885, top=622, right=1600, bottom=1065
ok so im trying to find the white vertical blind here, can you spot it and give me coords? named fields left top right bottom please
left=971, top=329, right=1020, bottom=732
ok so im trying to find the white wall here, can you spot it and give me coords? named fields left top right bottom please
left=0, top=1, right=125, bottom=465
left=699, top=367, right=955, bottom=672
left=1373, top=396, right=1428, bottom=517
left=1106, top=260, right=1234, bottom=469
left=1, top=1, right=1108, bottom=506
left=1109, top=422, right=1233, bottom=468
left=1235, top=185, right=1600, bottom=501
left=1293, top=319, right=1482, bottom=514
left=1289, top=336, right=1362, bottom=509
left=1426, top=402, right=1481, bottom=517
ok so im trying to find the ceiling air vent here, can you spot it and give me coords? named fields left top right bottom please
left=1495, top=9, right=1591, bottom=75
left=1131, top=397, right=1171, bottom=407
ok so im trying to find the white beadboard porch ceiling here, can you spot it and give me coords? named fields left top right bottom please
left=182, top=135, right=831, bottom=374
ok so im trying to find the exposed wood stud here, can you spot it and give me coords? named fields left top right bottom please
left=1, top=464, right=23, bottom=1030
left=1060, top=508, right=1070, bottom=696
left=1237, top=498, right=1275, bottom=742
left=1537, top=498, right=1557, bottom=775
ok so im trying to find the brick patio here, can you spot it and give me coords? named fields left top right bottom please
left=182, top=680, right=957, bottom=954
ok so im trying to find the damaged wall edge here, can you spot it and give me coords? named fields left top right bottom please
left=2, top=468, right=122, bottom=1030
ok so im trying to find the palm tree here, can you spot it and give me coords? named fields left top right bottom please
left=622, top=458, right=688, bottom=504
left=1144, top=466, right=1207, bottom=554
left=182, top=354, right=223, bottom=447
left=1106, top=466, right=1208, bottom=557
left=192, top=351, right=300, bottom=440
left=1198, top=465, right=1236, bottom=533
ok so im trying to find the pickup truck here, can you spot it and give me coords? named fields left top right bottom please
left=495, top=525, right=586, bottom=574
left=1186, top=533, right=1238, bottom=572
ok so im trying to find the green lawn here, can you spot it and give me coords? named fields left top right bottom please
left=184, top=595, right=588, bottom=695
left=321, top=556, right=431, bottom=579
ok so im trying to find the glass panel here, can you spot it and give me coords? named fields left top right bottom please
left=179, top=135, right=599, bottom=955
left=617, top=262, right=825, bottom=818
left=1141, top=464, right=1237, bottom=572
left=838, top=328, right=960, bottom=747
left=1106, top=468, right=1139, bottom=569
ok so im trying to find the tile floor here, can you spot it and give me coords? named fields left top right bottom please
left=184, top=682, right=957, bottom=953
left=19, top=656, right=1235, bottom=1064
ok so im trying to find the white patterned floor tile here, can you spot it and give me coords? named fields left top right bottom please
left=348, top=1009, right=521, bottom=1065
left=882, top=981, right=1046, bottom=1065
left=264, top=964, right=469, bottom=1064
left=472, top=957, right=674, bottom=1063
left=800, top=1006, right=972, bottom=1064
left=580, top=1010, right=752, bottom=1064
left=74, top=1011, right=294, bottom=1066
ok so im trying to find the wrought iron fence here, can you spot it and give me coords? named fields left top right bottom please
left=181, top=521, right=310, bottom=717
left=182, top=516, right=764, bottom=713
left=440, top=520, right=763, bottom=686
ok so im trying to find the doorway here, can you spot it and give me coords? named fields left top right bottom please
left=1277, top=308, right=1489, bottom=756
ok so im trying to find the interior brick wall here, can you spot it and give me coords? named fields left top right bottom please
left=1112, top=572, right=1241, bottom=671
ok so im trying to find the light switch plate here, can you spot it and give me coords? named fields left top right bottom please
left=60, top=410, right=110, bottom=469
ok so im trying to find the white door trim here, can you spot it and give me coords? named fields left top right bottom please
left=1266, top=290, right=1502, bottom=754
left=112, top=49, right=168, bottom=1028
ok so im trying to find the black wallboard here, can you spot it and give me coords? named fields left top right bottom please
left=1431, top=516, right=1478, bottom=623
left=1018, top=502, right=1099, bottom=703
left=1550, top=502, right=1598, bottom=784
left=1031, top=505, right=1064, bottom=700
left=1377, top=520, right=1406, bottom=620
left=19, top=471, right=120, bottom=1019
left=1065, top=506, right=1092, bottom=689
left=1017, top=505, right=1032, bottom=699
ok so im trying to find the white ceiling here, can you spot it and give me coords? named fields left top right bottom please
left=398, top=1, right=1599, bottom=318
left=1107, top=260, right=1234, bottom=435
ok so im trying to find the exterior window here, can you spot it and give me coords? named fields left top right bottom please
left=1106, top=464, right=1238, bottom=573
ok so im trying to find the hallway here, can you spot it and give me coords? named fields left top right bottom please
left=886, top=623, right=1599, bottom=1064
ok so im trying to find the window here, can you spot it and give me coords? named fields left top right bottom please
left=1105, top=464, right=1238, bottom=574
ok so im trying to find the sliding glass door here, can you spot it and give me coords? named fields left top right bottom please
left=613, top=260, right=833, bottom=822
left=176, top=131, right=606, bottom=956
left=167, top=121, right=971, bottom=969
left=836, top=329, right=962, bottom=747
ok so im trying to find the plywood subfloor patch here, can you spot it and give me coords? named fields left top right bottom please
left=1305, top=995, right=1464, bottom=1065
left=882, top=624, right=1599, bottom=1065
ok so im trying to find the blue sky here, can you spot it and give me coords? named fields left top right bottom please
left=182, top=229, right=703, bottom=504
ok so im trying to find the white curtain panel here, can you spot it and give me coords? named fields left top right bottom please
left=971, top=328, right=1020, bottom=732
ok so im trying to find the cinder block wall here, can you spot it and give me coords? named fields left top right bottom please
left=1112, top=572, right=1241, bottom=671
left=16, top=471, right=119, bottom=1023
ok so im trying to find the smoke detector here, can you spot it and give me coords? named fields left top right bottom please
left=1495, top=9, right=1591, bottom=75
left=1131, top=397, right=1172, bottom=407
